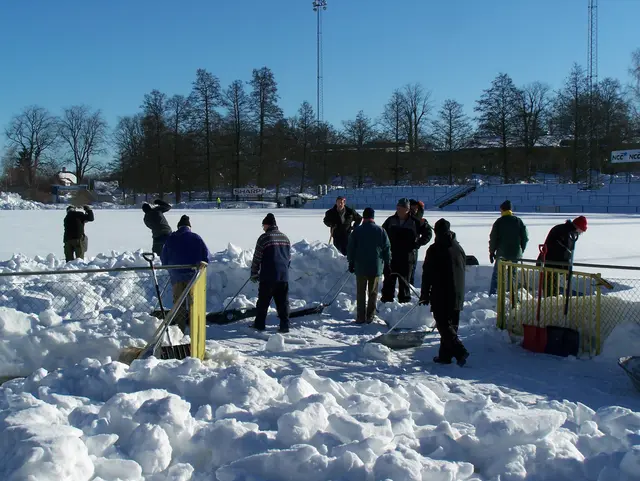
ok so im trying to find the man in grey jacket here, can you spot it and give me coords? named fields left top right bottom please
left=142, top=199, right=173, bottom=255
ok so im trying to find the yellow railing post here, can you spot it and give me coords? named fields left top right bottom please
left=189, top=262, right=208, bottom=360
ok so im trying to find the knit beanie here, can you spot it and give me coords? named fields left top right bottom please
left=397, top=198, right=410, bottom=208
left=500, top=200, right=512, bottom=211
left=363, top=207, right=375, bottom=219
left=434, top=218, right=451, bottom=236
left=262, top=213, right=276, bottom=226
left=177, top=215, right=191, bottom=228
left=573, top=215, right=588, bottom=232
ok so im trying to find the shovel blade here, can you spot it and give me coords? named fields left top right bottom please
left=369, top=331, right=426, bottom=350
left=522, top=324, right=547, bottom=353
left=206, top=307, right=259, bottom=325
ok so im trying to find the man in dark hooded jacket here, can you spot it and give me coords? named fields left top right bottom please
left=323, top=196, right=362, bottom=256
left=420, top=218, right=469, bottom=366
left=142, top=199, right=173, bottom=255
left=381, top=198, right=432, bottom=303
left=63, top=205, right=94, bottom=262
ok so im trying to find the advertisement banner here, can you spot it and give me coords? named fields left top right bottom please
left=610, top=149, right=640, bottom=163
left=232, top=187, right=266, bottom=196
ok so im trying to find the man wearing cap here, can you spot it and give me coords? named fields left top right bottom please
left=539, top=216, right=587, bottom=294
left=142, top=199, right=172, bottom=256
left=161, top=215, right=210, bottom=333
left=488, top=200, right=529, bottom=296
left=323, top=196, right=363, bottom=256
left=347, top=207, right=391, bottom=323
left=381, top=198, right=433, bottom=303
left=250, top=213, right=292, bottom=333
left=420, top=218, right=470, bottom=366
left=63, top=204, right=94, bottom=262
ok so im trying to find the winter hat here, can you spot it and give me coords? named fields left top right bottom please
left=177, top=215, right=191, bottom=228
left=434, top=218, right=451, bottom=236
left=500, top=200, right=512, bottom=211
left=262, top=213, right=276, bottom=226
left=142, top=202, right=151, bottom=213
left=397, top=198, right=410, bottom=208
left=363, top=207, right=375, bottom=219
left=409, top=199, right=418, bottom=206
left=418, top=201, right=425, bottom=209
left=66, top=205, right=75, bottom=212
left=573, top=215, right=588, bottom=232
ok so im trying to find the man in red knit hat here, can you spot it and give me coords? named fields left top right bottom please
left=538, top=216, right=587, bottom=295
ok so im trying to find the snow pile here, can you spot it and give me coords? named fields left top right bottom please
left=598, top=321, right=640, bottom=361
left=1, top=360, right=639, bottom=480
left=0, top=191, right=57, bottom=210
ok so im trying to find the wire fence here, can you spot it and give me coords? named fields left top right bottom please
left=0, top=265, right=196, bottom=321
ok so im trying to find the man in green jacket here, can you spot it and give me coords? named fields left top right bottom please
left=489, top=200, right=529, bottom=295
left=347, top=207, right=391, bottom=324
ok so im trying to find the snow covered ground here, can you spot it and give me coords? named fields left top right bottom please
left=1, top=208, right=640, bottom=480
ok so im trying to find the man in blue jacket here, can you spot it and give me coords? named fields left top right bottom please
left=160, top=215, right=210, bottom=333
left=347, top=207, right=391, bottom=324
left=250, top=213, right=292, bottom=333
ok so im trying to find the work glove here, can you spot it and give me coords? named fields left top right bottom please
left=250, top=275, right=259, bottom=283
left=419, top=296, right=429, bottom=306
left=489, top=253, right=495, bottom=264
left=348, top=263, right=355, bottom=274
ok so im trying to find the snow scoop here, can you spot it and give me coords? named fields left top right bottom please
left=391, top=272, right=437, bottom=334
left=618, top=356, right=640, bottom=393
left=289, top=269, right=353, bottom=319
left=368, top=303, right=427, bottom=350
left=206, top=277, right=256, bottom=325
left=522, top=245, right=548, bottom=353
left=545, top=233, right=580, bottom=357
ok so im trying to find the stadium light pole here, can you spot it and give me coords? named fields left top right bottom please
left=313, top=0, right=327, bottom=125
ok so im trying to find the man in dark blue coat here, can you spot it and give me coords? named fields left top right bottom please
left=160, top=215, right=210, bottom=333
left=250, top=213, right=292, bottom=333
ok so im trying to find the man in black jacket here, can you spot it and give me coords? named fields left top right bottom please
left=251, top=213, right=292, bottom=333
left=420, top=218, right=469, bottom=366
left=381, top=198, right=432, bottom=303
left=63, top=205, right=94, bottom=262
left=323, top=196, right=362, bottom=256
left=142, top=199, right=173, bottom=255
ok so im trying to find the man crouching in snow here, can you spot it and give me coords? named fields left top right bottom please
left=420, top=218, right=469, bottom=366
left=160, top=215, right=210, bottom=333
left=250, top=213, right=292, bottom=333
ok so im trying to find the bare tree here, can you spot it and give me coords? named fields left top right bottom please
left=141, top=90, right=169, bottom=197
left=314, top=121, right=339, bottom=184
left=249, top=67, right=283, bottom=188
left=380, top=90, right=406, bottom=184
left=166, top=95, right=191, bottom=203
left=514, top=82, right=552, bottom=177
left=475, top=73, right=519, bottom=183
left=292, top=100, right=315, bottom=192
left=4, top=106, right=58, bottom=187
left=112, top=114, right=145, bottom=199
left=630, top=48, right=640, bottom=102
left=432, top=99, right=473, bottom=184
left=222, top=80, right=251, bottom=192
left=343, top=110, right=376, bottom=187
left=190, top=69, right=222, bottom=200
left=402, top=83, right=431, bottom=152
left=58, top=105, right=108, bottom=182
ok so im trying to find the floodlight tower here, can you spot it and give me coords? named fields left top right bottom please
left=587, top=0, right=598, bottom=186
left=313, top=0, right=327, bottom=124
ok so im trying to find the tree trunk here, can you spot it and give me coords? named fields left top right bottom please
left=300, top=140, right=307, bottom=193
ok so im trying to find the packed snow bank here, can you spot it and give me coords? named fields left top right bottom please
left=1, top=359, right=639, bottom=481
left=0, top=192, right=58, bottom=210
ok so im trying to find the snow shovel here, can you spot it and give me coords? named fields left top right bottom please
left=522, top=245, right=548, bottom=353
left=392, top=272, right=438, bottom=334
left=618, top=356, right=640, bottom=393
left=206, top=277, right=257, bottom=324
left=368, top=303, right=427, bottom=350
left=545, top=233, right=580, bottom=357
left=289, top=269, right=353, bottom=318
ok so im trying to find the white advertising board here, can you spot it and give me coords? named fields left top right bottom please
left=233, top=187, right=266, bottom=196
left=610, top=149, right=640, bottom=164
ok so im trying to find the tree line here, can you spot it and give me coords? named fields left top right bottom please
left=3, top=50, right=640, bottom=200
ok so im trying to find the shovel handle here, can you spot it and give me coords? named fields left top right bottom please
left=143, top=252, right=156, bottom=264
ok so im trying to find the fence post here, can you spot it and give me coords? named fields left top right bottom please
left=189, top=262, right=208, bottom=360
left=595, top=273, right=602, bottom=356
left=497, top=259, right=505, bottom=329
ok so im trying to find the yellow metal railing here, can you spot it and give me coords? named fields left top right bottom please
left=496, top=259, right=603, bottom=355
left=188, top=262, right=207, bottom=360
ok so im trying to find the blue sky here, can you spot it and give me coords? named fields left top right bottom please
left=1, top=0, right=638, bottom=158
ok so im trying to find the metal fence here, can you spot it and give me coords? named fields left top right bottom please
left=497, top=258, right=640, bottom=356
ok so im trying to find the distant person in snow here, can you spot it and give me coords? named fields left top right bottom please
left=380, top=198, right=432, bottom=303
left=488, top=200, right=529, bottom=295
left=409, top=199, right=430, bottom=285
left=142, top=199, right=172, bottom=256
left=161, top=215, right=210, bottom=333
left=217, top=197, right=222, bottom=209
left=323, top=196, right=362, bottom=256
left=250, top=213, right=292, bottom=333
left=538, top=215, right=587, bottom=296
left=347, top=207, right=391, bottom=324
left=63, top=205, right=94, bottom=262
left=420, top=218, right=469, bottom=366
